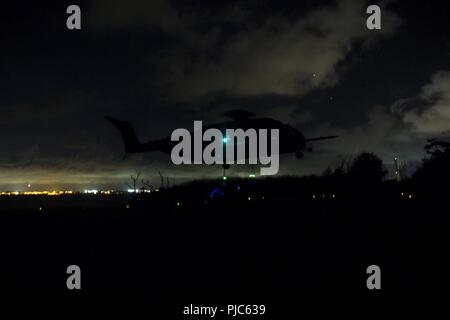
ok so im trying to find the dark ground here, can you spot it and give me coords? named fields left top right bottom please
left=0, top=178, right=448, bottom=314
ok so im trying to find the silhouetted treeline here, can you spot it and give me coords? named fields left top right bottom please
left=158, top=139, right=449, bottom=203
left=413, top=138, right=450, bottom=191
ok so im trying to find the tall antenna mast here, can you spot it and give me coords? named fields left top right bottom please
left=394, top=157, right=401, bottom=182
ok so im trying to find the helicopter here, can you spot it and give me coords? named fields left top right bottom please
left=105, top=110, right=337, bottom=166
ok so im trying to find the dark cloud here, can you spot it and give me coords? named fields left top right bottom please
left=398, top=71, right=450, bottom=134
left=151, top=0, right=399, bottom=101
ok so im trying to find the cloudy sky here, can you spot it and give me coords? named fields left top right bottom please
left=1, top=0, right=449, bottom=190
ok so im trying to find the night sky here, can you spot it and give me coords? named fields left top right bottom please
left=1, top=0, right=449, bottom=190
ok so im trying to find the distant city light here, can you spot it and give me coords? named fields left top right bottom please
left=0, top=189, right=157, bottom=197
left=0, top=191, right=73, bottom=196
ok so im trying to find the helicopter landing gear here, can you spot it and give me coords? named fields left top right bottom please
left=295, top=150, right=304, bottom=159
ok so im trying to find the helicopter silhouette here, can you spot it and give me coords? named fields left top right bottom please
left=105, top=110, right=338, bottom=166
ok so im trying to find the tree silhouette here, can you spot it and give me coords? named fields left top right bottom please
left=141, top=179, right=154, bottom=192
left=414, top=138, right=450, bottom=188
left=126, top=171, right=141, bottom=192
left=424, top=138, right=450, bottom=157
left=348, top=152, right=387, bottom=185
left=158, top=171, right=164, bottom=189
